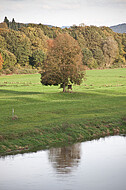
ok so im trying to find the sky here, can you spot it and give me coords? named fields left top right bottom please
left=0, top=0, right=126, bottom=27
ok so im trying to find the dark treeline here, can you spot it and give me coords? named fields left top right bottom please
left=0, top=17, right=126, bottom=74
left=3, top=16, right=27, bottom=31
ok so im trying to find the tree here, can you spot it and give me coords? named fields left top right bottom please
left=91, top=47, right=105, bottom=67
left=4, top=16, right=9, bottom=27
left=20, top=27, right=48, bottom=51
left=102, top=36, right=119, bottom=67
left=0, top=53, right=3, bottom=70
left=11, top=18, right=18, bottom=30
left=29, top=49, right=45, bottom=68
left=41, top=33, right=84, bottom=92
left=0, top=30, right=32, bottom=66
left=79, top=23, right=86, bottom=27
left=0, top=35, right=7, bottom=49
left=82, top=48, right=93, bottom=65
left=82, top=48, right=98, bottom=69
left=0, top=48, right=17, bottom=69
left=0, top=22, right=8, bottom=29
left=122, top=34, right=126, bottom=60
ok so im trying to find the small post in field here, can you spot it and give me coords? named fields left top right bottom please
left=12, top=108, right=14, bottom=117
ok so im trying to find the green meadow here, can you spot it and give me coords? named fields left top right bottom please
left=0, top=68, right=126, bottom=155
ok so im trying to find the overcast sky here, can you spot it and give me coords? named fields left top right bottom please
left=0, top=0, right=126, bottom=27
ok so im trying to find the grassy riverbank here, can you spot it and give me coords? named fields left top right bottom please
left=0, top=68, right=126, bottom=155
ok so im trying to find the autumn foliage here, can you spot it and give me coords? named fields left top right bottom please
left=47, top=39, right=54, bottom=49
left=41, top=33, right=85, bottom=92
left=0, top=16, right=126, bottom=74
left=0, top=53, right=3, bottom=70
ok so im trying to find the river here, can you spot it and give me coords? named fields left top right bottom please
left=0, top=135, right=126, bottom=190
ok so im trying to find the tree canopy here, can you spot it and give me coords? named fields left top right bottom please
left=0, top=48, right=17, bottom=69
left=29, top=49, right=45, bottom=68
left=0, top=17, right=126, bottom=74
left=0, top=53, right=3, bottom=70
left=41, top=33, right=84, bottom=92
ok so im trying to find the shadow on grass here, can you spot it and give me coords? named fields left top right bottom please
left=0, top=88, right=126, bottom=98
left=0, top=89, right=44, bottom=96
left=0, top=89, right=96, bottom=97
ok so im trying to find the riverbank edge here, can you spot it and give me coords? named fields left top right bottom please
left=0, top=119, right=126, bottom=157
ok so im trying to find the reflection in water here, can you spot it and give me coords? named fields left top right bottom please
left=0, top=136, right=126, bottom=190
left=48, top=143, right=81, bottom=174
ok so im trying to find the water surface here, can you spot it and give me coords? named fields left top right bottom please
left=0, top=135, right=126, bottom=190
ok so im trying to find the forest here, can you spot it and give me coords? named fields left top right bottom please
left=0, top=17, right=126, bottom=74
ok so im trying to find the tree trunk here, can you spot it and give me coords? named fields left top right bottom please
left=63, top=83, right=66, bottom=92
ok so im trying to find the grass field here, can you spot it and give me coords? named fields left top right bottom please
left=0, top=68, right=126, bottom=155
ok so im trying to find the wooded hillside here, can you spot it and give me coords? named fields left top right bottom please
left=0, top=17, right=126, bottom=74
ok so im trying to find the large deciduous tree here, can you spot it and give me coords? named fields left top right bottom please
left=41, top=33, right=84, bottom=92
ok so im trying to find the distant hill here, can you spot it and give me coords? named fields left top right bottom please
left=110, top=23, right=126, bottom=33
